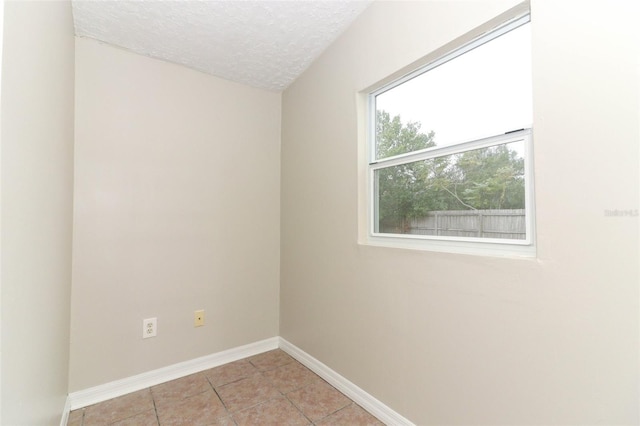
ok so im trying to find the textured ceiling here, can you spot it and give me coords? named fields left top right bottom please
left=72, top=0, right=372, bottom=91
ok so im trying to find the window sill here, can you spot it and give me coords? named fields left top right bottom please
left=363, top=234, right=537, bottom=259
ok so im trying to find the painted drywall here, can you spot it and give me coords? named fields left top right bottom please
left=280, top=1, right=639, bottom=424
left=70, top=38, right=281, bottom=391
left=1, top=1, right=75, bottom=424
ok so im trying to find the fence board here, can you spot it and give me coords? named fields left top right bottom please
left=381, top=209, right=526, bottom=240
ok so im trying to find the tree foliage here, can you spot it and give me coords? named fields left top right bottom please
left=375, top=110, right=525, bottom=232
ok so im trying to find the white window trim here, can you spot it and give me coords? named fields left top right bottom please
left=362, top=12, right=535, bottom=259
left=367, top=129, right=536, bottom=258
left=368, top=13, right=531, bottom=117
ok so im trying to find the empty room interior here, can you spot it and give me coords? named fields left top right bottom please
left=1, top=0, right=639, bottom=425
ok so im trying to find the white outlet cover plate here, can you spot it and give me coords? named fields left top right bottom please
left=143, top=317, right=157, bottom=338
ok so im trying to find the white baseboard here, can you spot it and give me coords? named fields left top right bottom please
left=59, top=396, right=71, bottom=426
left=67, top=336, right=279, bottom=410
left=65, top=336, right=413, bottom=426
left=279, top=337, right=415, bottom=426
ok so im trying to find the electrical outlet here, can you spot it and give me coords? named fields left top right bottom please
left=143, top=317, right=157, bottom=338
left=194, top=310, right=205, bottom=327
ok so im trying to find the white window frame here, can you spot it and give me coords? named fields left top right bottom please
left=365, top=14, right=535, bottom=258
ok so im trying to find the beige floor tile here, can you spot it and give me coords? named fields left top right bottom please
left=111, top=409, right=159, bottom=426
left=247, top=349, right=294, bottom=371
left=233, top=396, right=310, bottom=426
left=216, top=373, right=281, bottom=412
left=69, top=350, right=373, bottom=426
left=156, top=390, right=228, bottom=426
left=207, top=416, right=237, bottom=426
left=315, top=403, right=384, bottom=426
left=204, top=359, right=258, bottom=387
left=151, top=372, right=212, bottom=409
left=83, top=388, right=154, bottom=425
left=66, top=409, right=84, bottom=426
left=263, top=361, right=320, bottom=393
left=287, top=380, right=351, bottom=422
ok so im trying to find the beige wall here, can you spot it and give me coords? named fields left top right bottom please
left=1, top=0, right=636, bottom=422
left=1, top=1, right=75, bottom=424
left=281, top=1, right=639, bottom=424
left=70, top=38, right=281, bottom=391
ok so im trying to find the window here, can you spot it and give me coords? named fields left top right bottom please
left=367, top=14, right=534, bottom=257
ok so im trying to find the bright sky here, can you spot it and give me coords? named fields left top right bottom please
left=375, top=22, right=532, bottom=158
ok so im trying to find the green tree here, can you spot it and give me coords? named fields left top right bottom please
left=375, top=111, right=435, bottom=159
left=375, top=110, right=526, bottom=233
left=455, top=144, right=525, bottom=210
left=375, top=111, right=441, bottom=232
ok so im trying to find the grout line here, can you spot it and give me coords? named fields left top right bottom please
left=322, top=402, right=356, bottom=424
left=283, top=390, right=314, bottom=425
left=208, top=377, right=230, bottom=413
left=203, top=372, right=235, bottom=420
left=151, top=391, right=160, bottom=426
left=77, top=346, right=375, bottom=426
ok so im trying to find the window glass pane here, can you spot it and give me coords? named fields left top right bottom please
left=374, top=141, right=526, bottom=240
left=375, top=22, right=531, bottom=160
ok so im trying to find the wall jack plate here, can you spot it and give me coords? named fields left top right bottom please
left=143, top=317, right=157, bottom=338
left=194, top=310, right=205, bottom=327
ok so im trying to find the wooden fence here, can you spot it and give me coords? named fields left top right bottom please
left=381, top=209, right=526, bottom=240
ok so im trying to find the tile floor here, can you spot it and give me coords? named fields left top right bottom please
left=67, top=349, right=384, bottom=426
